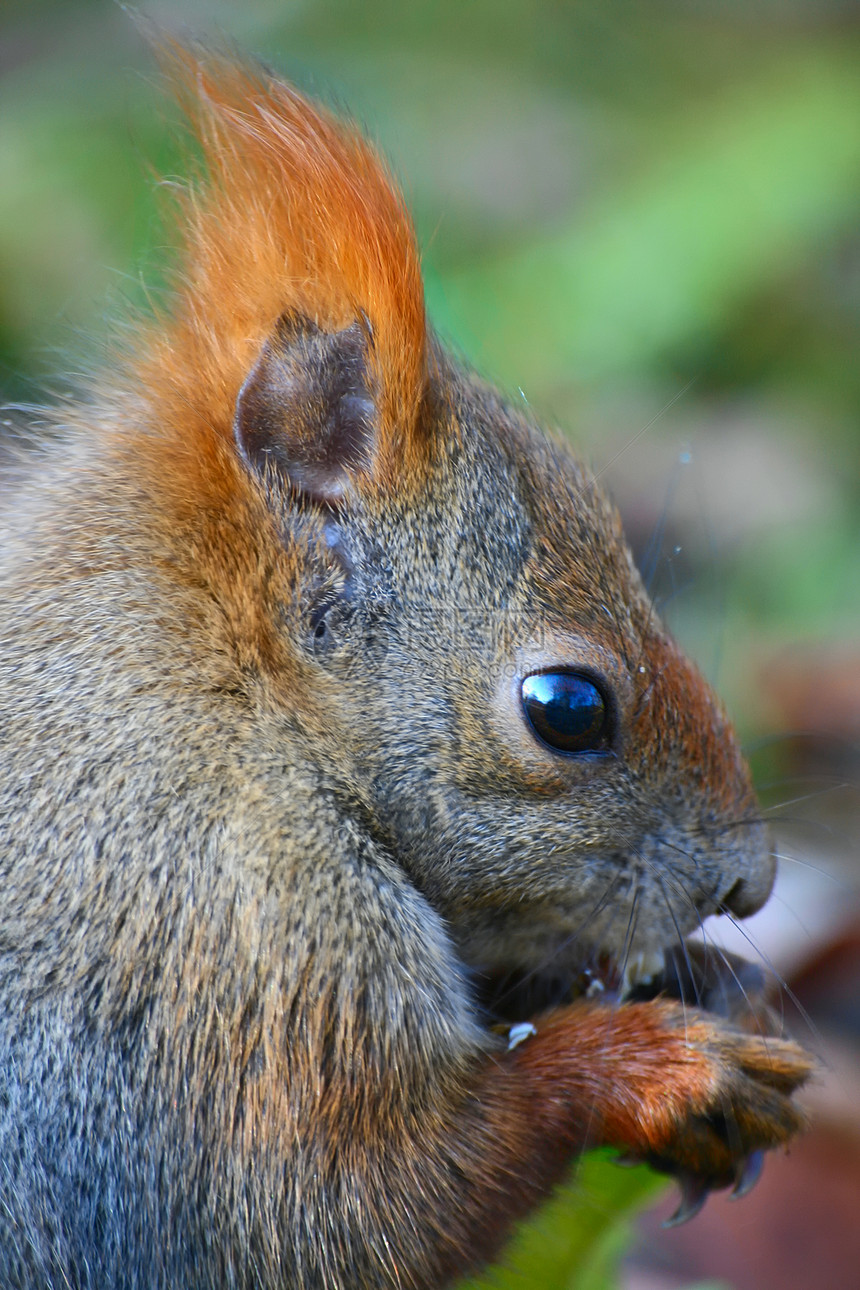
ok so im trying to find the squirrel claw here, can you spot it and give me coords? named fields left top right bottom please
left=662, top=1174, right=710, bottom=1228
left=661, top=1148, right=764, bottom=1227
left=730, top=1149, right=765, bottom=1200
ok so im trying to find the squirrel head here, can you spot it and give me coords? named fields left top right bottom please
left=132, top=46, right=772, bottom=1012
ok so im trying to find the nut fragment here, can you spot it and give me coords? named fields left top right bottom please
left=506, top=1022, right=537, bottom=1051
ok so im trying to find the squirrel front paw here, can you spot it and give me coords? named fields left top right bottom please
left=598, top=1000, right=814, bottom=1221
left=510, top=996, right=813, bottom=1223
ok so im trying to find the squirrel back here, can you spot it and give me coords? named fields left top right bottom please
left=0, top=45, right=811, bottom=1290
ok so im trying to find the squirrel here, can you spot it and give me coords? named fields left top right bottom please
left=0, top=43, right=812, bottom=1290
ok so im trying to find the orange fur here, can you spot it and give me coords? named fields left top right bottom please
left=134, top=44, right=427, bottom=508
left=504, top=1001, right=812, bottom=1182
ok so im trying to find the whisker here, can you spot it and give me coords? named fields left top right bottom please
left=577, top=375, right=699, bottom=499
left=648, top=855, right=784, bottom=1047
left=769, top=850, right=851, bottom=889
left=684, top=806, right=854, bottom=868
left=760, top=783, right=853, bottom=815
left=704, top=928, right=783, bottom=1042
left=643, top=832, right=703, bottom=885
left=618, top=881, right=642, bottom=990
left=715, top=910, right=826, bottom=1056
left=581, top=875, right=645, bottom=1140
left=685, top=812, right=764, bottom=839
left=756, top=886, right=840, bottom=949
left=653, top=825, right=833, bottom=1057
left=651, top=577, right=698, bottom=618
left=639, top=454, right=687, bottom=596
left=656, top=875, right=698, bottom=1044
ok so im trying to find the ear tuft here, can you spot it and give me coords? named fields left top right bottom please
left=235, top=314, right=375, bottom=505
left=131, top=42, right=428, bottom=505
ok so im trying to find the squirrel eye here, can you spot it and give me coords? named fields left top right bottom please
left=521, top=671, right=610, bottom=755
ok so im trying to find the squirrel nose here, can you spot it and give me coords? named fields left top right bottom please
left=718, top=850, right=777, bottom=919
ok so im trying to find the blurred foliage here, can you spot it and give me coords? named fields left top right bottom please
left=1, top=2, right=857, bottom=721
left=432, top=52, right=860, bottom=386
left=455, top=1151, right=666, bottom=1290
left=1, top=1, right=858, bottom=1285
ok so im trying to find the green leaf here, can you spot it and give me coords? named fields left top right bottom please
left=455, top=1149, right=668, bottom=1290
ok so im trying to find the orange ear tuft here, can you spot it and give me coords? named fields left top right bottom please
left=136, top=44, right=427, bottom=488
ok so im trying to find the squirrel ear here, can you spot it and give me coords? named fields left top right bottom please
left=235, top=312, right=376, bottom=505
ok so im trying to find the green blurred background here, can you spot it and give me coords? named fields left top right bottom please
left=2, top=0, right=858, bottom=732
left=1, top=2, right=858, bottom=1287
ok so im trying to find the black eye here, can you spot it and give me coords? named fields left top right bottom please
left=521, top=671, right=610, bottom=755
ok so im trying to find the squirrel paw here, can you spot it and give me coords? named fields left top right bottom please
left=609, top=1001, right=814, bottom=1220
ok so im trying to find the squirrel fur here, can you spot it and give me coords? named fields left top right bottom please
left=0, top=45, right=811, bottom=1290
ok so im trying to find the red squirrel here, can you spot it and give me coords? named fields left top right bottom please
left=0, top=45, right=811, bottom=1290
